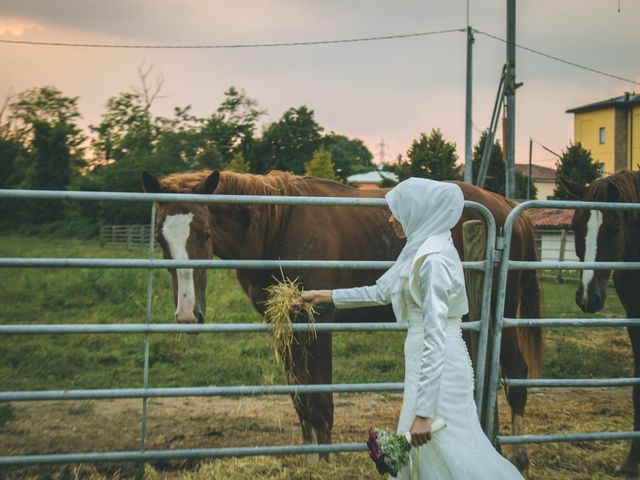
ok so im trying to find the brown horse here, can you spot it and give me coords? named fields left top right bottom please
left=141, top=169, right=542, bottom=468
left=562, top=171, right=640, bottom=477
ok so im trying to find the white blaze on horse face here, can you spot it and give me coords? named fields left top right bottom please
left=163, top=213, right=197, bottom=323
left=581, top=210, right=603, bottom=303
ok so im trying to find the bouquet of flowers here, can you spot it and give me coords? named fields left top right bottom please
left=367, top=418, right=447, bottom=476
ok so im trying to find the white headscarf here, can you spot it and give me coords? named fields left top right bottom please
left=376, top=177, right=465, bottom=297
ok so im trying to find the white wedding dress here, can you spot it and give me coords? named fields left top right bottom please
left=333, top=233, right=523, bottom=480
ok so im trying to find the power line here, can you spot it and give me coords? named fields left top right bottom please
left=531, top=138, right=562, bottom=159
left=2, top=25, right=636, bottom=88
left=473, top=29, right=640, bottom=86
left=0, top=28, right=464, bottom=49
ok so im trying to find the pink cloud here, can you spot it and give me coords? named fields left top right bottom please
left=0, top=17, right=43, bottom=36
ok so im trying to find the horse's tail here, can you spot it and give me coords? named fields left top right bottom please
left=516, top=217, right=544, bottom=378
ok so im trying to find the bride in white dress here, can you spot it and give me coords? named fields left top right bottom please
left=301, top=178, right=523, bottom=479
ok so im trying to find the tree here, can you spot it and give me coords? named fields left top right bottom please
left=304, top=146, right=337, bottom=180
left=250, top=106, right=323, bottom=174
left=322, top=134, right=374, bottom=181
left=198, top=87, right=266, bottom=164
left=0, top=95, right=23, bottom=189
left=469, top=130, right=536, bottom=199
left=398, top=129, right=462, bottom=181
left=0, top=87, right=85, bottom=228
left=7, top=86, right=84, bottom=152
left=90, top=75, right=157, bottom=165
left=216, top=86, right=266, bottom=152
left=553, top=142, right=603, bottom=200
left=471, top=131, right=506, bottom=195
left=227, top=151, right=250, bottom=173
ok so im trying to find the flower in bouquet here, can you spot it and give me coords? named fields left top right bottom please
left=367, top=428, right=411, bottom=476
left=367, top=418, right=447, bottom=476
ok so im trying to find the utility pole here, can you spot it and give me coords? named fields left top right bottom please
left=464, top=26, right=475, bottom=184
left=504, top=0, right=518, bottom=199
left=378, top=139, right=388, bottom=165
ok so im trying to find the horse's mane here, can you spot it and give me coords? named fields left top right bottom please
left=159, top=170, right=315, bottom=253
left=159, top=169, right=304, bottom=195
left=585, top=169, right=640, bottom=203
left=217, top=170, right=303, bottom=196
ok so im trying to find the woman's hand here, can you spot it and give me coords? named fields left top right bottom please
left=299, top=289, right=334, bottom=306
left=409, top=416, right=433, bottom=447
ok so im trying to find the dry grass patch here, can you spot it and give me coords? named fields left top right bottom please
left=147, top=454, right=378, bottom=480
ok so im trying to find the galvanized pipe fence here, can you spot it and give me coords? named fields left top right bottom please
left=484, top=199, right=640, bottom=446
left=0, top=188, right=496, bottom=467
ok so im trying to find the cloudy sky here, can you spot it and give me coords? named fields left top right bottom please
left=1, top=0, right=638, bottom=171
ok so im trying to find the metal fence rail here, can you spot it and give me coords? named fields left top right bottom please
left=484, top=199, right=640, bottom=447
left=0, top=321, right=482, bottom=334
left=0, top=188, right=496, bottom=468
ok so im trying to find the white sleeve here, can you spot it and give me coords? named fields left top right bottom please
left=332, top=284, right=391, bottom=310
left=414, top=257, right=452, bottom=418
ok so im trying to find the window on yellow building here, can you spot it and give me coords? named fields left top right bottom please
left=599, top=127, right=605, bottom=144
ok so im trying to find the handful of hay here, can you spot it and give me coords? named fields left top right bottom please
left=263, top=276, right=317, bottom=367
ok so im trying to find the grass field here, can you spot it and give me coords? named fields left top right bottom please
left=0, top=235, right=634, bottom=479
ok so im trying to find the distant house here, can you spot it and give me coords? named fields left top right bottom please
left=515, top=163, right=557, bottom=200
left=346, top=170, right=398, bottom=190
left=566, top=92, right=640, bottom=175
left=525, top=208, right=578, bottom=262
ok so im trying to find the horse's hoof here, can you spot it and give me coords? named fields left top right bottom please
left=617, top=457, right=639, bottom=478
left=319, top=452, right=334, bottom=464
left=510, top=449, right=529, bottom=472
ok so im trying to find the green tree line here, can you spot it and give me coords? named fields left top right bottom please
left=0, top=76, right=374, bottom=232
left=0, top=71, right=601, bottom=235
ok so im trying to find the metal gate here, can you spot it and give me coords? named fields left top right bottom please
left=0, top=189, right=496, bottom=467
left=484, top=199, right=640, bottom=446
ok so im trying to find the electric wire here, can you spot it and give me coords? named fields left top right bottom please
left=1, top=25, right=636, bottom=87
left=473, top=29, right=640, bottom=86
left=0, top=28, right=464, bottom=49
left=531, top=138, right=562, bottom=159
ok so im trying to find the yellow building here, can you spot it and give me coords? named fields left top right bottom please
left=566, top=92, right=640, bottom=175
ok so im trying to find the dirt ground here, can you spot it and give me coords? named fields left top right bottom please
left=0, top=386, right=634, bottom=479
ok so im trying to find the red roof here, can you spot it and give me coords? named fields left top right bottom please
left=525, top=208, right=574, bottom=229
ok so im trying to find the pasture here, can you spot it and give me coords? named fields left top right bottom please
left=0, top=235, right=633, bottom=479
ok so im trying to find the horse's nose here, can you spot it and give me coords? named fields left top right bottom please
left=175, top=312, right=198, bottom=324
left=195, top=308, right=205, bottom=324
left=587, top=292, right=604, bottom=313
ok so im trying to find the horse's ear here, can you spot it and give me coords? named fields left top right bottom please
left=559, top=177, right=587, bottom=199
left=141, top=171, right=162, bottom=193
left=199, top=171, right=220, bottom=195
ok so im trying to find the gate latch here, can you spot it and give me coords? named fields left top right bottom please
left=494, top=235, right=505, bottom=263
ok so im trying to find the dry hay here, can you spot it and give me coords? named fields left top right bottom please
left=499, top=387, right=631, bottom=479
left=1, top=389, right=632, bottom=479
left=263, top=276, right=317, bottom=371
left=145, top=454, right=377, bottom=480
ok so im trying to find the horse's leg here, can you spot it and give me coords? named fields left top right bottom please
left=286, top=330, right=334, bottom=464
left=285, top=335, right=317, bottom=464
left=499, top=326, right=529, bottom=471
left=614, top=271, right=640, bottom=476
left=305, top=331, right=334, bottom=461
left=620, top=324, right=640, bottom=476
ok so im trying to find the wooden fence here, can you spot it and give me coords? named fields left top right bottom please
left=99, top=225, right=151, bottom=249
